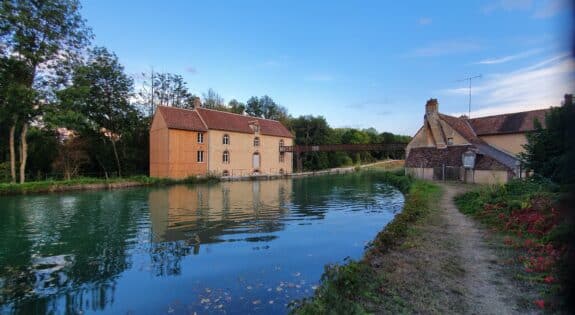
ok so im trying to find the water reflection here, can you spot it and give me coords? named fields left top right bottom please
left=0, top=171, right=403, bottom=314
left=148, top=180, right=292, bottom=244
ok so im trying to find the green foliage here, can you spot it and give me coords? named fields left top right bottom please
left=0, top=162, right=10, bottom=183
left=293, top=260, right=376, bottom=315
left=519, top=95, right=574, bottom=186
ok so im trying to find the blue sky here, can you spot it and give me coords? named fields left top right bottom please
left=81, top=0, right=573, bottom=135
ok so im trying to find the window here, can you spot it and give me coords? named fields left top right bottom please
left=253, top=125, right=260, bottom=133
left=279, top=139, right=284, bottom=147
left=254, top=137, right=260, bottom=147
left=279, top=152, right=285, bottom=163
left=197, top=150, right=204, bottom=162
left=223, top=150, right=230, bottom=164
left=447, top=137, right=453, bottom=145
left=223, top=134, right=229, bottom=145
left=197, top=132, right=204, bottom=143
left=279, top=168, right=285, bottom=175
left=222, top=170, right=229, bottom=177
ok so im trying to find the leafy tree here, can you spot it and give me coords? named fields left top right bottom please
left=245, top=96, right=263, bottom=117
left=0, top=0, right=91, bottom=183
left=202, top=88, right=224, bottom=109
left=0, top=57, right=35, bottom=182
left=228, top=99, right=245, bottom=114
left=520, top=94, right=574, bottom=185
left=57, top=47, right=138, bottom=178
left=137, top=71, right=198, bottom=116
left=52, top=136, right=89, bottom=180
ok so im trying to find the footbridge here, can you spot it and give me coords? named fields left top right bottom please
left=280, top=143, right=407, bottom=172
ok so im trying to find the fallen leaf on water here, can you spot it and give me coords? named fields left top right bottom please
left=252, top=300, right=261, bottom=305
left=200, top=298, right=210, bottom=304
left=269, top=300, right=274, bottom=304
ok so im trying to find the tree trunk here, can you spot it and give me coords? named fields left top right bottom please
left=111, top=139, right=122, bottom=178
left=9, top=124, right=16, bottom=183
left=19, top=123, right=28, bottom=184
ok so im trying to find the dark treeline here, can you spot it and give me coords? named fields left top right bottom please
left=0, top=0, right=409, bottom=183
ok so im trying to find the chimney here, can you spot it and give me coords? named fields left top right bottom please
left=425, top=98, right=438, bottom=115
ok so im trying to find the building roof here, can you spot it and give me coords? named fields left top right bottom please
left=158, top=106, right=207, bottom=132
left=405, top=146, right=510, bottom=171
left=438, top=113, right=480, bottom=143
left=156, top=106, right=293, bottom=138
left=468, top=109, right=548, bottom=136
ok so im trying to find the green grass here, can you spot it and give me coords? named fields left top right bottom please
left=291, top=171, right=441, bottom=314
left=0, top=175, right=219, bottom=195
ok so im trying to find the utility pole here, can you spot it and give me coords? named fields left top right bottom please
left=456, top=74, right=481, bottom=118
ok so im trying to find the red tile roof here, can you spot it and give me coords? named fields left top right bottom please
left=438, top=114, right=480, bottom=143
left=468, top=109, right=548, bottom=136
left=157, top=106, right=293, bottom=138
left=158, top=106, right=207, bottom=132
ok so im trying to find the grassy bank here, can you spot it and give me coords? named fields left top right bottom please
left=0, top=175, right=219, bottom=195
left=292, top=170, right=442, bottom=314
left=455, top=178, right=570, bottom=312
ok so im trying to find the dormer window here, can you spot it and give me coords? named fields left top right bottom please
left=447, top=137, right=454, bottom=145
left=249, top=121, right=260, bottom=133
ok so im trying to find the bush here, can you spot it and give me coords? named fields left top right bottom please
left=0, top=162, right=11, bottom=183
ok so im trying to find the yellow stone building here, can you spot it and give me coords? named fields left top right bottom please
left=150, top=106, right=294, bottom=179
left=405, top=98, right=550, bottom=184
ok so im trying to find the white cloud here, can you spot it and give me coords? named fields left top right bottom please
left=418, top=17, right=432, bottom=25
left=476, top=48, right=542, bottom=65
left=408, top=40, right=481, bottom=57
left=445, top=54, right=575, bottom=117
left=305, top=74, right=334, bottom=82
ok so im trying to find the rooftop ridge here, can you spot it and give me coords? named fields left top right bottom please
left=466, top=107, right=550, bottom=121
left=196, top=106, right=284, bottom=123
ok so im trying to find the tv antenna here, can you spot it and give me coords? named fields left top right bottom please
left=456, top=74, right=482, bottom=118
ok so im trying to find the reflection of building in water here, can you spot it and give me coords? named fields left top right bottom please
left=148, top=180, right=292, bottom=243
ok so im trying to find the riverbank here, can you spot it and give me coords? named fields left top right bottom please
left=0, top=175, right=217, bottom=196
left=292, top=174, right=566, bottom=314
left=0, top=160, right=404, bottom=195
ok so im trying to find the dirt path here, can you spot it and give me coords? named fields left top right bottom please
left=369, top=183, right=529, bottom=314
left=440, top=184, right=524, bottom=315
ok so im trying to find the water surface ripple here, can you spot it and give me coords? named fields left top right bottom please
left=0, top=171, right=403, bottom=314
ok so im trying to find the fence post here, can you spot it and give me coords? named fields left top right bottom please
left=442, top=163, right=445, bottom=181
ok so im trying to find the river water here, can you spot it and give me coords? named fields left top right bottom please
left=0, top=170, right=404, bottom=314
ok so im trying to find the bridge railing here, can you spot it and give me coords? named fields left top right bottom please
left=280, top=143, right=406, bottom=153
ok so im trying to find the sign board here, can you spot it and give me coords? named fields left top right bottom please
left=462, top=150, right=476, bottom=169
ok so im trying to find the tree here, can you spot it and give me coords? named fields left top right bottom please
left=0, top=58, right=35, bottom=183
left=228, top=99, right=245, bottom=114
left=0, top=0, right=91, bottom=183
left=202, top=88, right=224, bottom=109
left=52, top=136, right=89, bottom=180
left=137, top=71, right=198, bottom=116
left=57, top=47, right=136, bottom=178
left=520, top=94, right=574, bottom=185
left=245, top=96, right=263, bottom=117
left=245, top=95, right=288, bottom=121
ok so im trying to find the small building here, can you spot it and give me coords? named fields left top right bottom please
left=406, top=98, right=549, bottom=184
left=150, top=106, right=294, bottom=179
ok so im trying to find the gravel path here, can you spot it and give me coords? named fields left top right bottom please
left=440, top=184, right=525, bottom=315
